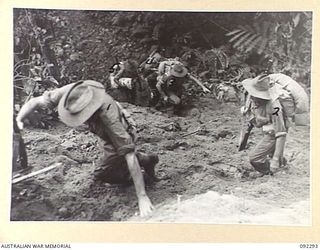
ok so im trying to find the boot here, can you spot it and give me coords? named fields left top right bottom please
left=137, top=153, right=159, bottom=181
left=250, top=160, right=271, bottom=175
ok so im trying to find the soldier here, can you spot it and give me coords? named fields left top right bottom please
left=241, top=73, right=308, bottom=175
left=16, top=80, right=158, bottom=217
left=241, top=76, right=289, bottom=174
left=111, top=56, right=151, bottom=106
left=156, top=60, right=210, bottom=107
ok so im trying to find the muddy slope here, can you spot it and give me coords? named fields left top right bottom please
left=11, top=97, right=310, bottom=223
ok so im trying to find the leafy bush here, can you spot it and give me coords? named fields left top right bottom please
left=14, top=10, right=312, bottom=108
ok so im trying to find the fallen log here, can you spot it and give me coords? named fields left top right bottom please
left=12, top=162, right=63, bottom=184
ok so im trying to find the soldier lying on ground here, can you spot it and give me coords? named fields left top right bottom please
left=16, top=80, right=159, bottom=217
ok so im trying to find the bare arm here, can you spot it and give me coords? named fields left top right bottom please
left=98, top=101, right=153, bottom=216
left=16, top=96, right=50, bottom=129
left=125, top=152, right=154, bottom=217
left=270, top=99, right=288, bottom=170
left=156, top=79, right=168, bottom=100
left=189, top=75, right=211, bottom=93
left=16, top=84, right=69, bottom=129
left=113, top=63, right=125, bottom=80
left=270, top=135, right=286, bottom=172
left=273, top=135, right=286, bottom=161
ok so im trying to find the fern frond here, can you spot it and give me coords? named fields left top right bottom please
left=226, top=29, right=242, bottom=36
left=227, top=22, right=273, bottom=54
left=245, top=36, right=262, bottom=52
left=229, top=30, right=247, bottom=43
left=233, top=32, right=252, bottom=48
left=242, top=33, right=259, bottom=47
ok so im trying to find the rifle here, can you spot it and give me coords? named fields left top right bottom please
left=139, top=49, right=158, bottom=69
left=238, top=121, right=254, bottom=151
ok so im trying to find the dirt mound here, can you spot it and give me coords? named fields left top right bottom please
left=10, top=97, right=310, bottom=222
left=130, top=191, right=310, bottom=225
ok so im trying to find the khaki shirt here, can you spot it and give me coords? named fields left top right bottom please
left=251, top=99, right=289, bottom=138
left=42, top=82, right=135, bottom=156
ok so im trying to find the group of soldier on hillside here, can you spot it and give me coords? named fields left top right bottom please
left=108, top=48, right=211, bottom=112
left=14, top=45, right=309, bottom=217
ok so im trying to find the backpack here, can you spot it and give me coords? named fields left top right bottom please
left=159, top=59, right=183, bottom=75
left=262, top=74, right=309, bottom=119
left=144, top=52, right=162, bottom=68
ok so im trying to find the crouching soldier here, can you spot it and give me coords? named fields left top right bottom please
left=241, top=76, right=290, bottom=175
left=155, top=60, right=210, bottom=108
left=139, top=50, right=164, bottom=105
left=16, top=80, right=158, bottom=217
left=111, top=56, right=151, bottom=107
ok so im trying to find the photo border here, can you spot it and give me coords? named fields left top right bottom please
left=0, top=0, right=319, bottom=243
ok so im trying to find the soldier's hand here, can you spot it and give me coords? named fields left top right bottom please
left=138, top=195, right=154, bottom=217
left=240, top=106, right=246, bottom=115
left=163, top=96, right=169, bottom=103
left=270, top=158, right=280, bottom=173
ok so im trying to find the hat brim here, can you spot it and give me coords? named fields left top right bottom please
left=242, top=78, right=271, bottom=100
left=58, top=80, right=106, bottom=127
left=170, top=67, right=188, bottom=77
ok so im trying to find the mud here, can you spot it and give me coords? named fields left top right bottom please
left=10, top=97, right=310, bottom=223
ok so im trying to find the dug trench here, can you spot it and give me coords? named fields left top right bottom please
left=10, top=96, right=310, bottom=223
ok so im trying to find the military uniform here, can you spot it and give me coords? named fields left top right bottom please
left=42, top=82, right=157, bottom=183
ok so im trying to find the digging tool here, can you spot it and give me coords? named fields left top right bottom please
left=238, top=92, right=254, bottom=151
left=12, top=162, right=63, bottom=184
left=238, top=122, right=254, bottom=151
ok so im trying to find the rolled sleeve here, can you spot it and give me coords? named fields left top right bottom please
left=98, top=99, right=135, bottom=156
left=158, top=61, right=166, bottom=75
